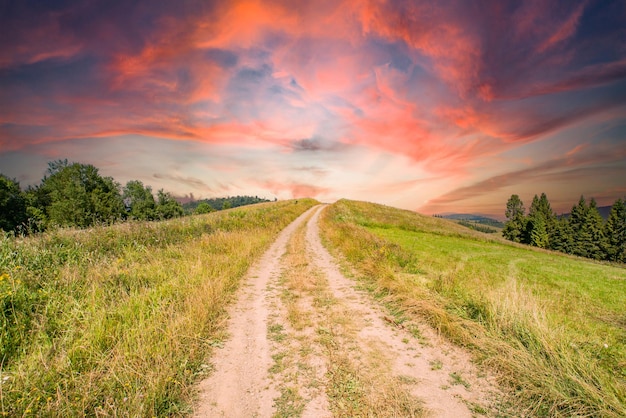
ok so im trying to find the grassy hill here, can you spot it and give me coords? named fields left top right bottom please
left=3, top=198, right=624, bottom=416
left=0, top=199, right=317, bottom=416
left=320, top=200, right=626, bottom=417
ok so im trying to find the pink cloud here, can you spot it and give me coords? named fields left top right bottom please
left=536, top=2, right=587, bottom=53
left=258, top=180, right=331, bottom=199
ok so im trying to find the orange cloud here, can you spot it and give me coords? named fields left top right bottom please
left=258, top=180, right=331, bottom=199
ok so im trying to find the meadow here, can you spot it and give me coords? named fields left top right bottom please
left=320, top=200, right=626, bottom=417
left=0, top=199, right=317, bottom=416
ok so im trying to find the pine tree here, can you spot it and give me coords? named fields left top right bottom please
left=585, top=198, right=607, bottom=260
left=503, top=194, right=527, bottom=243
left=570, top=197, right=606, bottom=259
left=527, top=193, right=556, bottom=248
left=551, top=217, right=574, bottom=254
left=530, top=214, right=549, bottom=248
left=605, top=198, right=626, bottom=262
left=569, top=196, right=589, bottom=257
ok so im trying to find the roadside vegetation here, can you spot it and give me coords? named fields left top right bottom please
left=320, top=199, right=626, bottom=417
left=0, top=199, right=316, bottom=416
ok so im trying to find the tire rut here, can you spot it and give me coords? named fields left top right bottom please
left=194, top=205, right=502, bottom=417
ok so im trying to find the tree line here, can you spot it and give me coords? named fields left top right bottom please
left=503, top=193, right=626, bottom=263
left=0, top=160, right=269, bottom=234
left=183, top=195, right=271, bottom=214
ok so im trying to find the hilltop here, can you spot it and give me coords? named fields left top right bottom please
left=2, top=198, right=624, bottom=417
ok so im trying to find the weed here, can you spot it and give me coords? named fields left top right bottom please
left=430, top=360, right=443, bottom=371
left=268, top=323, right=287, bottom=342
left=273, top=386, right=305, bottom=418
left=449, top=372, right=471, bottom=389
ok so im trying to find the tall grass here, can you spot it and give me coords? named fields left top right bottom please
left=0, top=199, right=317, bottom=416
left=320, top=199, right=626, bottom=417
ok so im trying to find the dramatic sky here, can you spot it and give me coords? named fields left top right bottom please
left=1, top=0, right=625, bottom=217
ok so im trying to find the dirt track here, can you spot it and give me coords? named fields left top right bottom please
left=194, top=205, right=501, bottom=417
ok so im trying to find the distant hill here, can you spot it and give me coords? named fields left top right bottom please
left=558, top=205, right=612, bottom=220
left=183, top=195, right=272, bottom=212
left=437, top=213, right=505, bottom=228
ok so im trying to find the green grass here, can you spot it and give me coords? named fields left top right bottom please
left=0, top=199, right=317, bottom=417
left=320, top=199, right=626, bottom=417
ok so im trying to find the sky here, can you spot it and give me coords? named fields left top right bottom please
left=1, top=0, right=625, bottom=218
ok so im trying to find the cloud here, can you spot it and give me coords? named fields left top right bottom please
left=258, top=180, right=331, bottom=199
left=1, top=0, right=625, bottom=214
left=420, top=143, right=626, bottom=213
left=290, top=137, right=346, bottom=153
left=152, top=173, right=212, bottom=191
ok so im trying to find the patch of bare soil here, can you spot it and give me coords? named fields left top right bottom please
left=193, top=207, right=316, bottom=417
left=194, top=205, right=503, bottom=417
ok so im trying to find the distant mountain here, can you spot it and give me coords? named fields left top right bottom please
left=438, top=213, right=505, bottom=228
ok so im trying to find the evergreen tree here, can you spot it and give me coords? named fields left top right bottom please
left=530, top=214, right=549, bottom=248
left=503, top=194, right=527, bottom=243
left=570, top=196, right=606, bottom=259
left=551, top=217, right=574, bottom=254
left=527, top=193, right=555, bottom=248
left=0, top=174, right=28, bottom=232
left=585, top=198, right=607, bottom=260
left=605, top=198, right=626, bottom=262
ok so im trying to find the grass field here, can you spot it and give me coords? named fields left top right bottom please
left=0, top=199, right=317, bottom=417
left=320, top=199, right=626, bottom=417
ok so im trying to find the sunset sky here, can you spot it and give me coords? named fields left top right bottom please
left=1, top=0, right=625, bottom=218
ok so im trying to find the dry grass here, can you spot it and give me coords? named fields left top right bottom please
left=319, top=199, right=626, bottom=417
left=0, top=199, right=317, bottom=416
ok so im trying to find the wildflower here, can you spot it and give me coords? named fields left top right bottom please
left=603, top=343, right=609, bottom=349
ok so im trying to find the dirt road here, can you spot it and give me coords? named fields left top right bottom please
left=194, top=205, right=501, bottom=417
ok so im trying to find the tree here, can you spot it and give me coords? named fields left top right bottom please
left=0, top=174, right=28, bottom=232
left=503, top=194, right=527, bottom=243
left=195, top=202, right=214, bottom=215
left=155, top=189, right=183, bottom=219
left=569, top=196, right=606, bottom=259
left=585, top=198, right=607, bottom=259
left=222, top=200, right=232, bottom=210
left=123, top=180, right=156, bottom=220
left=605, top=198, right=626, bottom=262
left=40, top=160, right=125, bottom=227
left=551, top=217, right=574, bottom=254
left=530, top=214, right=549, bottom=248
left=527, top=193, right=556, bottom=248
